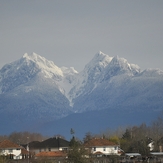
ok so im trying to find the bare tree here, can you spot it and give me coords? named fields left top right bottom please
left=7, top=131, right=49, bottom=144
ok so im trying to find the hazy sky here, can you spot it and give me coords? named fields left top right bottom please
left=0, top=0, right=163, bottom=72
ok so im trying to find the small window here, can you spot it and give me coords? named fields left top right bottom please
left=103, top=147, right=106, bottom=151
left=48, top=148, right=51, bottom=151
left=62, top=147, right=68, bottom=151
left=93, top=147, right=96, bottom=151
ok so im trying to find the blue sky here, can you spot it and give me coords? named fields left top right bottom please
left=0, top=0, right=163, bottom=71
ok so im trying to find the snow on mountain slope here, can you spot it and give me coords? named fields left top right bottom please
left=0, top=53, right=64, bottom=93
left=72, top=69, right=163, bottom=113
left=100, top=55, right=141, bottom=82
left=70, top=52, right=162, bottom=113
left=139, top=68, right=163, bottom=77
left=0, top=55, right=39, bottom=93
left=60, top=67, right=78, bottom=103
left=68, top=52, right=141, bottom=106
left=23, top=53, right=64, bottom=79
left=0, top=52, right=79, bottom=97
left=68, top=51, right=113, bottom=103
left=0, top=51, right=162, bottom=111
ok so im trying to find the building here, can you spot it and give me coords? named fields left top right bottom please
left=84, top=138, right=122, bottom=156
left=0, top=139, right=28, bottom=160
left=29, top=137, right=69, bottom=154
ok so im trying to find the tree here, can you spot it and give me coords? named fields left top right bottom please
left=120, top=125, right=151, bottom=156
left=70, top=128, right=75, bottom=136
left=7, top=131, right=48, bottom=144
left=83, top=132, right=93, bottom=143
left=0, top=155, right=7, bottom=163
left=109, top=135, right=120, bottom=144
left=68, top=136, right=89, bottom=163
left=122, top=129, right=132, bottom=140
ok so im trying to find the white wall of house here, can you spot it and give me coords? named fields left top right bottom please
left=0, top=148, right=22, bottom=159
left=91, top=146, right=119, bottom=155
left=14, top=154, right=23, bottom=160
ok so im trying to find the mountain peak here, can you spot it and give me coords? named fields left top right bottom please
left=85, top=51, right=113, bottom=70
left=109, top=55, right=137, bottom=72
left=97, top=51, right=105, bottom=56
left=23, top=52, right=49, bottom=65
left=22, top=52, right=63, bottom=78
left=23, top=52, right=38, bottom=59
left=94, top=51, right=112, bottom=61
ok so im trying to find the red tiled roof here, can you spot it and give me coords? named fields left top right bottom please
left=0, top=140, right=21, bottom=149
left=35, top=151, right=67, bottom=157
left=84, top=138, right=118, bottom=147
left=21, top=148, right=29, bottom=154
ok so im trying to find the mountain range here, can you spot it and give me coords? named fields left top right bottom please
left=0, top=51, right=163, bottom=139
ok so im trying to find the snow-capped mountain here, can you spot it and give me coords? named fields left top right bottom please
left=68, top=52, right=141, bottom=105
left=0, top=53, right=63, bottom=93
left=0, top=51, right=163, bottom=136
left=0, top=53, right=76, bottom=131
left=71, top=52, right=163, bottom=112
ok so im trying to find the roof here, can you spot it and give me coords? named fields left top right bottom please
left=84, top=138, right=118, bottom=147
left=150, top=152, right=163, bottom=156
left=29, top=137, right=69, bottom=149
left=125, top=153, right=141, bottom=157
left=35, top=151, right=67, bottom=157
left=0, top=140, right=21, bottom=149
left=21, top=148, right=29, bottom=155
left=27, top=141, right=40, bottom=148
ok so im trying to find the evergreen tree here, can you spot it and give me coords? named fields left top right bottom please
left=68, top=136, right=89, bottom=163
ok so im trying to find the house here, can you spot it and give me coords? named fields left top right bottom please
left=84, top=138, right=122, bottom=156
left=29, top=136, right=69, bottom=154
left=0, top=139, right=28, bottom=160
